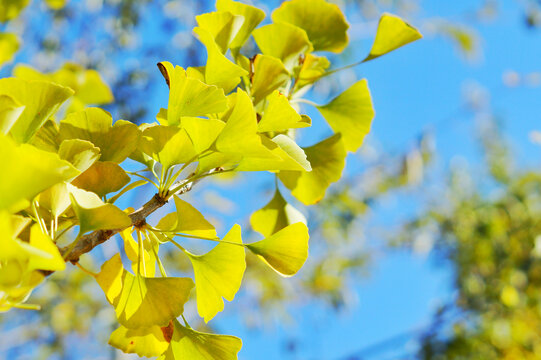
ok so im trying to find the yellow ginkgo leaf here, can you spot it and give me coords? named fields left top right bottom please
left=0, top=78, right=73, bottom=144
left=271, top=0, right=349, bottom=53
left=0, top=94, right=24, bottom=135
left=216, top=0, right=265, bottom=52
left=57, top=139, right=101, bottom=173
left=278, top=133, right=346, bottom=205
left=69, top=186, right=132, bottom=235
left=363, top=13, right=422, bottom=62
left=195, top=11, right=244, bottom=53
left=109, top=324, right=169, bottom=358
left=95, top=254, right=194, bottom=329
left=246, top=222, right=309, bottom=277
left=253, top=22, right=313, bottom=71
left=157, top=61, right=227, bottom=125
left=0, top=133, right=80, bottom=212
left=156, top=195, right=216, bottom=239
left=215, top=89, right=277, bottom=160
left=72, top=161, right=130, bottom=197
left=120, top=228, right=157, bottom=277
left=316, top=79, right=374, bottom=153
left=186, top=224, right=245, bottom=322
left=58, top=107, right=139, bottom=163
left=250, top=55, right=289, bottom=105
left=257, top=91, right=310, bottom=133
left=27, top=224, right=66, bottom=272
left=193, top=27, right=248, bottom=92
left=250, top=188, right=306, bottom=238
left=159, top=320, right=242, bottom=360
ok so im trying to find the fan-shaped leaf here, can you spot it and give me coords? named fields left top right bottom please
left=72, top=161, right=130, bottom=197
left=316, top=79, right=374, bottom=152
left=258, top=91, right=310, bottom=132
left=157, top=62, right=227, bottom=125
left=109, top=325, right=169, bottom=357
left=193, top=27, right=248, bottom=92
left=363, top=13, right=422, bottom=62
left=0, top=133, right=79, bottom=212
left=215, top=89, right=276, bottom=159
left=253, top=22, right=312, bottom=70
left=95, top=254, right=194, bottom=328
left=0, top=78, right=73, bottom=143
left=69, top=186, right=131, bottom=235
left=58, top=139, right=100, bottom=173
left=216, top=0, right=265, bottom=52
left=156, top=195, right=216, bottom=239
left=186, top=224, right=245, bottom=322
left=195, top=11, right=244, bottom=53
left=250, top=188, right=306, bottom=238
left=159, top=320, right=242, bottom=360
left=246, top=222, right=309, bottom=276
left=236, top=134, right=311, bottom=172
left=58, top=107, right=139, bottom=163
left=250, top=55, right=289, bottom=105
left=139, top=125, right=197, bottom=172
left=278, top=133, right=346, bottom=205
left=272, top=0, right=349, bottom=53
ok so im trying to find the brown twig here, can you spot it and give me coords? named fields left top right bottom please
left=49, top=173, right=208, bottom=273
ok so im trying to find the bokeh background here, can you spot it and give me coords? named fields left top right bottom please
left=1, top=0, right=541, bottom=359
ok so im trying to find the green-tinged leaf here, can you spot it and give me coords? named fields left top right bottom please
left=69, top=186, right=131, bottom=235
left=296, top=53, right=330, bottom=88
left=14, top=63, right=114, bottom=106
left=27, top=224, right=65, bottom=272
left=216, top=0, right=265, bottom=51
left=0, top=33, right=19, bottom=68
left=76, top=69, right=114, bottom=105
left=72, top=161, right=130, bottom=197
left=250, top=55, right=289, bottom=105
left=193, top=27, right=248, bottom=92
left=0, top=78, right=73, bottom=143
left=30, top=119, right=60, bottom=152
left=215, top=89, right=276, bottom=159
left=109, top=325, right=169, bottom=357
left=159, top=320, right=242, bottom=360
left=316, top=79, right=374, bottom=152
left=258, top=91, right=310, bottom=132
left=0, top=0, right=30, bottom=22
left=182, top=117, right=226, bottom=154
left=58, top=139, right=100, bottom=172
left=0, top=94, right=24, bottom=135
left=0, top=133, right=79, bottom=212
left=247, top=222, right=309, bottom=276
left=95, top=254, right=194, bottom=328
left=157, top=62, right=227, bottom=125
left=38, top=182, right=70, bottom=218
left=139, top=125, right=197, bottom=172
left=236, top=134, right=311, bottom=172
left=363, top=13, right=422, bottom=62
left=250, top=188, right=306, bottom=238
left=10, top=215, right=30, bottom=237
left=156, top=195, right=216, bottom=238
left=272, top=0, right=349, bottom=53
left=58, top=108, right=139, bottom=163
left=253, top=22, right=313, bottom=70
left=186, top=224, right=245, bottom=322
left=278, top=133, right=346, bottom=205
left=195, top=11, right=243, bottom=53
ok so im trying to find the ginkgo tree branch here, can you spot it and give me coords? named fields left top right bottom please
left=56, top=169, right=217, bottom=267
